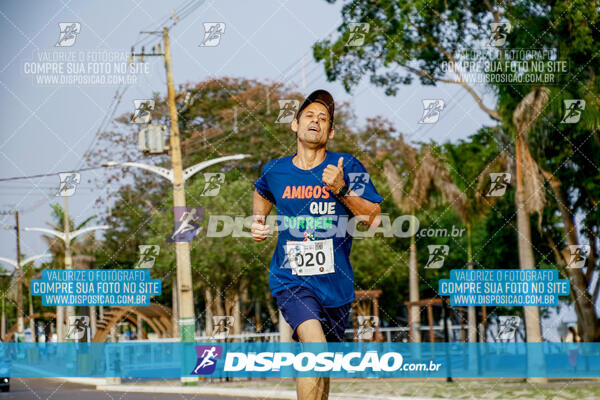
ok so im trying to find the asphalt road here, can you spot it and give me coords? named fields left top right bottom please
left=0, top=378, right=259, bottom=400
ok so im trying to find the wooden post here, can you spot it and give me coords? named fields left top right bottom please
left=352, top=301, right=358, bottom=341
left=427, top=304, right=434, bottom=342
left=373, top=296, right=381, bottom=342
left=406, top=303, right=413, bottom=342
left=482, top=306, right=488, bottom=341
left=15, top=211, right=24, bottom=337
left=459, top=307, right=466, bottom=342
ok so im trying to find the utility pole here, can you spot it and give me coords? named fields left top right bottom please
left=2, top=206, right=50, bottom=341
left=0, top=251, right=51, bottom=341
left=15, top=211, right=24, bottom=338
left=162, top=26, right=196, bottom=345
left=125, top=28, right=249, bottom=346
left=123, top=26, right=251, bottom=384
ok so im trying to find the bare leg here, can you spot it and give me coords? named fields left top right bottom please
left=296, top=319, right=328, bottom=400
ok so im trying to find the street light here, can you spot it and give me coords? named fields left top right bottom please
left=0, top=254, right=51, bottom=339
left=102, top=154, right=250, bottom=183
left=24, top=224, right=108, bottom=342
left=103, top=153, right=250, bottom=342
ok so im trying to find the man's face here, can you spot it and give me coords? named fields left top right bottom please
left=291, top=102, right=334, bottom=147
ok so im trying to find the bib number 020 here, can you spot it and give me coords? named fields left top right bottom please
left=294, top=250, right=326, bottom=268
left=286, top=239, right=335, bottom=276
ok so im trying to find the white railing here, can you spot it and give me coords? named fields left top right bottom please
left=123, top=325, right=467, bottom=343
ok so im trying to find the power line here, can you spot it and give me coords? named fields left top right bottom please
left=77, top=86, right=128, bottom=170
left=0, top=197, right=51, bottom=215
left=0, top=166, right=106, bottom=183
left=132, top=0, right=205, bottom=48
left=168, top=0, right=204, bottom=28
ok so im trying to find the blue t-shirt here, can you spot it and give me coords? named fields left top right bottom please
left=254, top=151, right=383, bottom=307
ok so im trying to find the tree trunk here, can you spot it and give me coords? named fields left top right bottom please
left=28, top=291, right=35, bottom=339
left=89, top=305, right=97, bottom=339
left=542, top=170, right=600, bottom=341
left=204, top=287, right=213, bottom=336
left=382, top=160, right=421, bottom=342
left=467, top=223, right=477, bottom=343
left=215, top=286, right=224, bottom=316
left=255, top=299, right=262, bottom=332
left=515, top=134, right=547, bottom=383
left=409, top=234, right=421, bottom=342
left=1, top=296, right=5, bottom=339
left=136, top=313, right=143, bottom=339
left=56, top=306, right=64, bottom=342
left=266, top=291, right=279, bottom=326
left=233, top=291, right=241, bottom=336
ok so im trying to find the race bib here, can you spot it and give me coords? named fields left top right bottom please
left=286, top=239, right=335, bottom=276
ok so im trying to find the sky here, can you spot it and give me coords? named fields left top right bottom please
left=0, top=0, right=495, bottom=269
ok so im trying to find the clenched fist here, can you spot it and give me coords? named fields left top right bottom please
left=251, top=215, right=271, bottom=241
left=322, top=157, right=346, bottom=195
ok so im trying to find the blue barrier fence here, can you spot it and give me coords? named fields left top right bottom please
left=1, top=342, right=598, bottom=378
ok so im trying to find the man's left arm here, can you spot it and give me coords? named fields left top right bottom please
left=322, top=157, right=382, bottom=228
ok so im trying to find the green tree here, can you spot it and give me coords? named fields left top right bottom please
left=313, top=0, right=600, bottom=344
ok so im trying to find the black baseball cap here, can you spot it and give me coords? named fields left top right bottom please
left=295, top=89, right=335, bottom=123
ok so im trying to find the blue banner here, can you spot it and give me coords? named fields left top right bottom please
left=30, top=269, right=161, bottom=306
left=1, top=342, right=598, bottom=378
left=439, top=269, right=570, bottom=306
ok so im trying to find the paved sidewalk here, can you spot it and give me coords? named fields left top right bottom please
left=15, top=362, right=457, bottom=400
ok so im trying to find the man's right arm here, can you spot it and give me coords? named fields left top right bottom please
left=252, top=189, right=273, bottom=241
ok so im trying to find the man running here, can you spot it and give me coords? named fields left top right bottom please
left=252, top=90, right=382, bottom=400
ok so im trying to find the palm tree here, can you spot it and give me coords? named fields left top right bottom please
left=443, top=129, right=512, bottom=342
left=512, top=87, right=551, bottom=384
left=41, top=204, right=98, bottom=338
left=383, top=137, right=467, bottom=342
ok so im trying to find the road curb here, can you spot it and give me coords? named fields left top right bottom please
left=98, top=384, right=298, bottom=399
left=97, top=384, right=458, bottom=400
